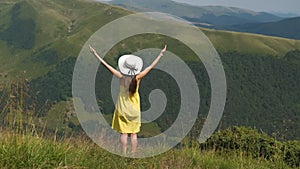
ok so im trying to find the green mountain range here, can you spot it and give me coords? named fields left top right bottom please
left=224, top=17, right=300, bottom=40
left=108, top=0, right=300, bottom=40
left=0, top=0, right=300, bottom=140
left=109, top=0, right=282, bottom=27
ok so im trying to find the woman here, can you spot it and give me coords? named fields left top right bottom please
left=89, top=45, right=167, bottom=155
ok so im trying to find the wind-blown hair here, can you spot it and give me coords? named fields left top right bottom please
left=129, top=75, right=137, bottom=97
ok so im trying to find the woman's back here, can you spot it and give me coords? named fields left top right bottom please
left=112, top=76, right=141, bottom=133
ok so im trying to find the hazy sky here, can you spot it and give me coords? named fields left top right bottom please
left=172, top=0, right=300, bottom=14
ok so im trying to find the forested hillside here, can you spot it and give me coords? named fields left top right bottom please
left=224, top=17, right=300, bottom=40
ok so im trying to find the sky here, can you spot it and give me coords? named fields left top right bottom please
left=172, top=0, right=300, bottom=15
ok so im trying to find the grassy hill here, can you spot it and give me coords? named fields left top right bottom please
left=0, top=0, right=300, bottom=140
left=0, top=0, right=130, bottom=79
left=202, top=28, right=300, bottom=56
left=1, top=127, right=299, bottom=168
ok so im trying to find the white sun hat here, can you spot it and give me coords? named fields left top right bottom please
left=118, top=55, right=143, bottom=76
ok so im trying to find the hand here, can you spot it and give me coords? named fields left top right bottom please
left=89, top=45, right=96, bottom=54
left=160, top=45, right=167, bottom=55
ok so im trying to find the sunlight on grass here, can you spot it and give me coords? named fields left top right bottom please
left=0, top=128, right=295, bottom=169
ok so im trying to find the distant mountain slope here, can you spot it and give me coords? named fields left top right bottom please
left=108, top=0, right=300, bottom=40
left=223, top=17, right=300, bottom=40
left=109, top=0, right=282, bottom=27
left=270, top=11, right=300, bottom=18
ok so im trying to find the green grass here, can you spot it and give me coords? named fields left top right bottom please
left=38, top=101, right=69, bottom=130
left=140, top=122, right=162, bottom=137
left=0, top=129, right=294, bottom=169
left=0, top=2, right=13, bottom=32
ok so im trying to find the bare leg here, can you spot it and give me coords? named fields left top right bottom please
left=120, top=133, right=128, bottom=155
left=130, top=133, right=138, bottom=154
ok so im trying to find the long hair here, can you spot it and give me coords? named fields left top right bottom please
left=129, top=75, right=137, bottom=97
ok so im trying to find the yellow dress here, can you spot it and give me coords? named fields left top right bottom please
left=112, top=77, right=141, bottom=133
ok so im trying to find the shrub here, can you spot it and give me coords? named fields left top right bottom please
left=200, top=126, right=300, bottom=167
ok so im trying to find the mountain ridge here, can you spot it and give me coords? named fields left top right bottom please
left=0, top=0, right=300, bottom=140
left=223, top=16, right=300, bottom=40
left=109, top=0, right=282, bottom=26
left=108, top=0, right=300, bottom=39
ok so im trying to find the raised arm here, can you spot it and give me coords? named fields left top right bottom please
left=136, top=45, right=167, bottom=79
left=89, top=45, right=123, bottom=78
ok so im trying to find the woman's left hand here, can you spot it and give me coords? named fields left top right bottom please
left=161, top=45, right=167, bottom=54
left=89, top=45, right=96, bottom=54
